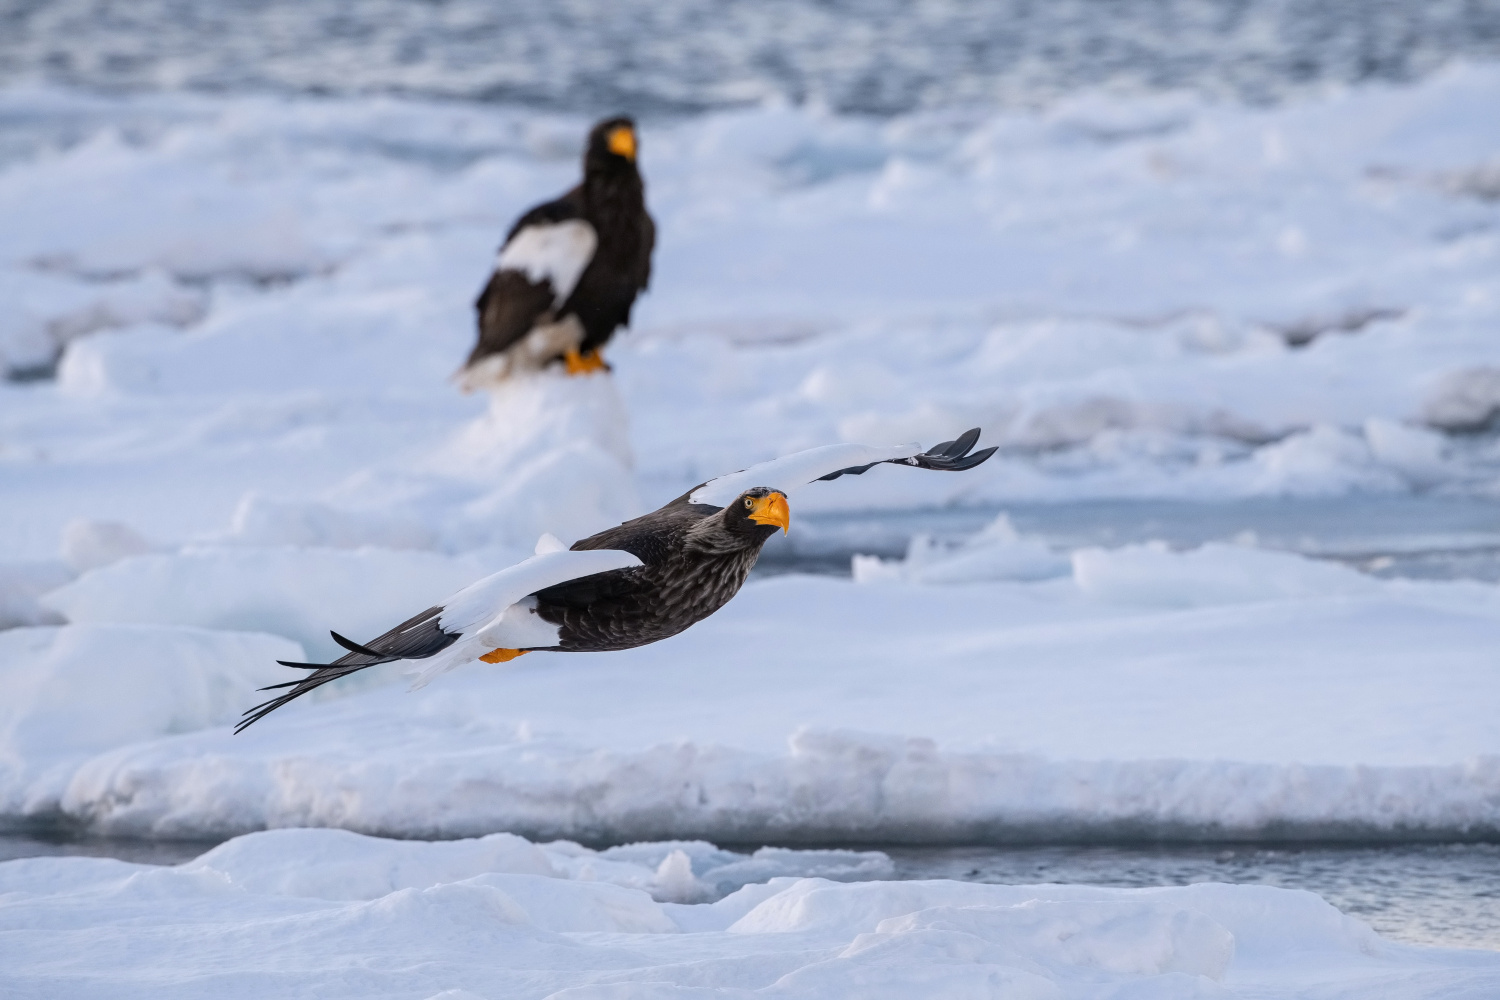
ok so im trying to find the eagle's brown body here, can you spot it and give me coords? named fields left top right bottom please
left=537, top=500, right=769, bottom=651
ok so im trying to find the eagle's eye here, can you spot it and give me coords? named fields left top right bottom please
left=743, top=497, right=754, bottom=509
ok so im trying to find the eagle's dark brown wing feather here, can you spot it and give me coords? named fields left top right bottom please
left=566, top=502, right=715, bottom=565
left=469, top=190, right=589, bottom=367
left=567, top=172, right=653, bottom=354
left=817, top=427, right=998, bottom=481
left=235, top=605, right=458, bottom=734
left=469, top=270, right=558, bottom=366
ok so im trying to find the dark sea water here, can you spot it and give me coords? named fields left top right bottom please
left=3, top=0, right=1500, bottom=115
left=886, top=842, right=1500, bottom=951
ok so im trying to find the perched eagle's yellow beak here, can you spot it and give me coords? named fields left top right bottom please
left=608, top=126, right=637, bottom=161
left=748, top=491, right=790, bottom=534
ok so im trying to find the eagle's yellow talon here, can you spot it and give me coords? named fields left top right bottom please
left=563, top=347, right=608, bottom=376
left=480, top=648, right=527, bottom=663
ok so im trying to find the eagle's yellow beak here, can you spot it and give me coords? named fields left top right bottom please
left=607, top=126, right=637, bottom=161
left=748, top=492, right=790, bottom=534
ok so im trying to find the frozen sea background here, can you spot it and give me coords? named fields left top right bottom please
left=5, top=0, right=1500, bottom=114
left=4, top=2, right=1500, bottom=995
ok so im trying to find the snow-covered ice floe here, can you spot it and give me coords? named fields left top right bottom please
left=3, top=539, right=1497, bottom=843
left=0, top=624, right=297, bottom=816
left=0, top=59, right=1493, bottom=847
left=3, top=827, right=1498, bottom=999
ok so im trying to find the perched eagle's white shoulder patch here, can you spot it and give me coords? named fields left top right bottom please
left=497, top=219, right=598, bottom=306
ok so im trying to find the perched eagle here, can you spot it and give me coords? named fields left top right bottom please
left=458, top=117, right=655, bottom=389
left=237, top=430, right=997, bottom=731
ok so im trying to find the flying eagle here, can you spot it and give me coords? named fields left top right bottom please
left=458, top=117, right=655, bottom=389
left=236, top=430, right=996, bottom=732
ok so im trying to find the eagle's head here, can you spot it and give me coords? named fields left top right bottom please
left=587, top=117, right=638, bottom=170
left=727, top=487, right=790, bottom=541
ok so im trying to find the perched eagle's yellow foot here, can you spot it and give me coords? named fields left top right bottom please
left=563, top=347, right=608, bottom=375
left=480, top=648, right=528, bottom=663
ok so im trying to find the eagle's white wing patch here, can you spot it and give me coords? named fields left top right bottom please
left=408, top=547, right=642, bottom=689
left=437, top=548, right=641, bottom=636
left=689, top=442, right=921, bottom=507
left=496, top=219, right=598, bottom=306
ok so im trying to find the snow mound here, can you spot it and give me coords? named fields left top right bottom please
left=225, top=494, right=439, bottom=551
left=0, top=113, right=337, bottom=280
left=415, top=370, right=641, bottom=551
left=0, top=268, right=204, bottom=377
left=214, top=372, right=643, bottom=555
left=59, top=518, right=156, bottom=573
left=853, top=514, right=1070, bottom=584
left=0, top=623, right=297, bottom=814
left=0, top=560, right=71, bottom=629
left=1423, top=366, right=1500, bottom=432
left=727, top=879, right=1239, bottom=980
left=57, top=323, right=200, bottom=396
left=560, top=840, right=894, bottom=903
left=39, top=546, right=512, bottom=661
left=55, top=282, right=464, bottom=396
left=4, top=830, right=1497, bottom=999
left=182, top=827, right=557, bottom=900
left=175, top=827, right=890, bottom=907
left=1072, top=541, right=1379, bottom=608
left=855, top=522, right=1376, bottom=604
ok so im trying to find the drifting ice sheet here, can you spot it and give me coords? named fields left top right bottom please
left=0, top=623, right=298, bottom=815
left=3, top=827, right=1498, bottom=999
left=8, top=544, right=1499, bottom=842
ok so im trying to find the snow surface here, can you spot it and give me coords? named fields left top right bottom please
left=0, top=624, right=297, bottom=816
left=4, top=540, right=1498, bottom=843
left=3, top=66, right=1500, bottom=558
left=3, top=61, right=1500, bottom=992
left=3, top=827, right=1499, bottom=999
left=0, top=63, right=1496, bottom=842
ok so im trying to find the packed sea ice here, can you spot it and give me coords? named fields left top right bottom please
left=3, top=64, right=1500, bottom=558
left=5, top=827, right=1500, bottom=998
left=2, top=56, right=1500, bottom=996
left=10, top=541, right=1498, bottom=844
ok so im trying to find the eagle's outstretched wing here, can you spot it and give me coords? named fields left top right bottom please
left=686, top=429, right=997, bottom=508
left=236, top=548, right=641, bottom=733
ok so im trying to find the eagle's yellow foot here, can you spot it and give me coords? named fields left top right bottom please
left=479, top=648, right=528, bottom=663
left=563, top=347, right=608, bottom=375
